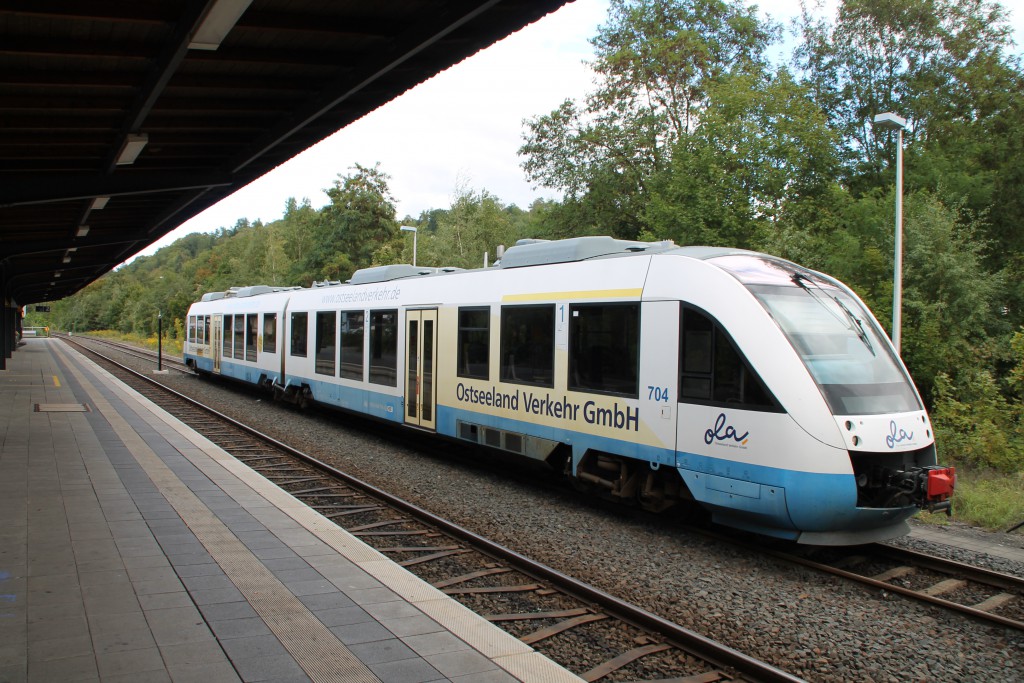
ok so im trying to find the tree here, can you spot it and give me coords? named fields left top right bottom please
left=302, top=164, right=399, bottom=282
left=420, top=187, right=521, bottom=269
left=520, top=0, right=773, bottom=238
left=645, top=67, right=841, bottom=248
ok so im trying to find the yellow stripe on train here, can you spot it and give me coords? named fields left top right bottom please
left=502, top=288, right=643, bottom=302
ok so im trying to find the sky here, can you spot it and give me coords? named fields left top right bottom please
left=134, top=0, right=1024, bottom=261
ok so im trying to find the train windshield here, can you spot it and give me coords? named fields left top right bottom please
left=710, top=255, right=921, bottom=415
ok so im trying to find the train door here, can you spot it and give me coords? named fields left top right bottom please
left=212, top=314, right=222, bottom=373
left=639, top=301, right=679, bottom=462
left=404, top=309, right=437, bottom=431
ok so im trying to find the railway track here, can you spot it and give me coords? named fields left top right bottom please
left=61, top=335, right=803, bottom=683
left=58, top=332, right=190, bottom=373
left=780, top=542, right=1024, bottom=630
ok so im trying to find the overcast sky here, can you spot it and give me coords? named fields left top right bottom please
left=134, top=0, right=1024, bottom=260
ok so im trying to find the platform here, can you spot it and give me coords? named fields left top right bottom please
left=0, top=338, right=583, bottom=683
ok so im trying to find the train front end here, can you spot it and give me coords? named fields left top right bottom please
left=712, top=254, right=955, bottom=544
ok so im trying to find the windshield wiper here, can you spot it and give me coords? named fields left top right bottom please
left=833, top=296, right=875, bottom=356
left=791, top=272, right=876, bottom=356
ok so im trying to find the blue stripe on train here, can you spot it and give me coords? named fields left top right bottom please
left=436, top=404, right=907, bottom=539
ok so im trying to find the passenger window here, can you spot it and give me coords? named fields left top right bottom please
left=233, top=314, right=244, bottom=359
left=263, top=313, right=277, bottom=354
left=245, top=314, right=258, bottom=361
left=188, top=316, right=195, bottom=344
left=500, top=305, right=554, bottom=387
left=679, top=306, right=775, bottom=409
left=368, top=310, right=397, bottom=386
left=569, top=303, right=639, bottom=397
left=315, top=311, right=336, bottom=376
left=340, top=311, right=364, bottom=381
left=204, top=316, right=211, bottom=346
left=290, top=312, right=308, bottom=357
left=198, top=315, right=205, bottom=345
left=457, top=307, right=489, bottom=380
left=223, top=315, right=233, bottom=358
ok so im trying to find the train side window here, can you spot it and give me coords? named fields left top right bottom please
left=204, top=316, right=211, bottom=346
left=245, top=314, right=258, bottom=361
left=340, top=311, right=364, bottom=381
left=233, top=314, right=245, bottom=359
left=223, top=315, right=234, bottom=358
left=188, top=316, right=196, bottom=344
left=457, top=307, right=489, bottom=380
left=569, top=303, right=639, bottom=397
left=500, top=305, right=554, bottom=387
left=198, top=315, right=205, bottom=345
left=263, top=313, right=277, bottom=354
left=369, top=309, right=397, bottom=386
left=679, top=306, right=774, bottom=409
left=290, top=312, right=308, bottom=357
left=315, top=311, right=337, bottom=376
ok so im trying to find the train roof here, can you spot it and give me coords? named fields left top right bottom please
left=193, top=237, right=771, bottom=302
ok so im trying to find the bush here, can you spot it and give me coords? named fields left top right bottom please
left=931, top=369, right=1023, bottom=473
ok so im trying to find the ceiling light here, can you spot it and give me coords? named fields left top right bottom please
left=115, top=133, right=149, bottom=165
left=54, top=271, right=62, bottom=278
left=76, top=225, right=90, bottom=237
left=62, top=255, right=71, bottom=264
left=90, top=196, right=110, bottom=210
left=189, top=0, right=254, bottom=50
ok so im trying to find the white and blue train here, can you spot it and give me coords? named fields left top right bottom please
left=183, top=236, right=954, bottom=545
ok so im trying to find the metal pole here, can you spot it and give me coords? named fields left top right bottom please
left=412, top=230, right=417, bottom=267
left=158, top=311, right=163, bottom=371
left=893, top=128, right=903, bottom=355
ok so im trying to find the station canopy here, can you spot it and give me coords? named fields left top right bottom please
left=0, top=0, right=568, bottom=306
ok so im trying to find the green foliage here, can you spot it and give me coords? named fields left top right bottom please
left=302, top=163, right=400, bottom=283
left=520, top=0, right=773, bottom=238
left=420, top=187, right=523, bottom=269
left=932, top=367, right=1023, bottom=473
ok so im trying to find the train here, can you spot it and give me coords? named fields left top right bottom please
left=183, top=236, right=955, bottom=545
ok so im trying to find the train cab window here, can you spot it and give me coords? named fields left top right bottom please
left=340, top=311, right=364, bottom=381
left=223, top=315, right=233, bottom=358
left=188, top=316, right=196, bottom=344
left=263, top=313, right=277, bottom=354
left=204, top=316, right=211, bottom=345
left=457, top=307, right=489, bottom=380
left=369, top=310, right=397, bottom=386
left=679, top=306, right=774, bottom=409
left=245, top=314, right=258, bottom=361
left=290, top=312, right=308, bottom=357
left=569, top=303, right=639, bottom=397
left=315, top=311, right=337, bottom=376
left=233, top=314, right=245, bottom=358
left=500, top=305, right=554, bottom=387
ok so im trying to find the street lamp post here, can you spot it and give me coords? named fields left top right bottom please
left=157, top=310, right=163, bottom=371
left=873, top=112, right=909, bottom=354
left=400, top=225, right=418, bottom=266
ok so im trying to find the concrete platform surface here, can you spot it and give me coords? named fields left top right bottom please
left=0, top=339, right=584, bottom=683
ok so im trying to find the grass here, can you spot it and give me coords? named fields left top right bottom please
left=918, top=469, right=1024, bottom=531
left=88, top=329, right=184, bottom=357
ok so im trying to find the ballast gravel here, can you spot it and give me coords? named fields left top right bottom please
left=95, top=346, right=1024, bottom=683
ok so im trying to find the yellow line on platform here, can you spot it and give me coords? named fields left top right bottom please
left=52, top=375, right=61, bottom=387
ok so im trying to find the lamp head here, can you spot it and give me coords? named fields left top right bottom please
left=873, top=112, right=908, bottom=131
